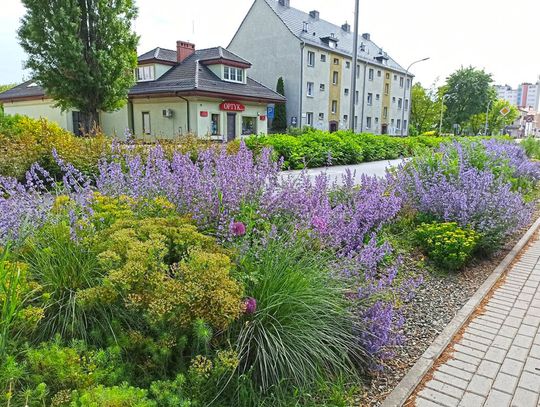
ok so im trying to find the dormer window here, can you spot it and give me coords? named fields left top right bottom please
left=224, top=66, right=244, bottom=83
left=136, top=66, right=154, bottom=82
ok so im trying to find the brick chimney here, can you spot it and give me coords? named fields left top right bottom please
left=278, top=0, right=290, bottom=7
left=177, top=41, right=195, bottom=63
left=341, top=22, right=351, bottom=32
left=309, top=10, right=319, bottom=19
left=362, top=33, right=371, bottom=41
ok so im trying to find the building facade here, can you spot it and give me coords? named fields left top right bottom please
left=495, top=79, right=540, bottom=111
left=0, top=42, right=284, bottom=140
left=228, top=0, right=413, bottom=135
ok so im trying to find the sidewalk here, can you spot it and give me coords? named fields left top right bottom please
left=413, top=235, right=540, bottom=407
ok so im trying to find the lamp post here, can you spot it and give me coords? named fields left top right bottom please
left=349, top=0, right=360, bottom=131
left=401, top=57, right=430, bottom=137
left=484, top=99, right=493, bottom=136
left=439, top=94, right=449, bottom=135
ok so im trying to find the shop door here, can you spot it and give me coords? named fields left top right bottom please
left=329, top=121, right=338, bottom=132
left=227, top=113, right=236, bottom=141
left=381, top=124, right=388, bottom=135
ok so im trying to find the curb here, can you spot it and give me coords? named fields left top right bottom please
left=381, top=215, right=540, bottom=407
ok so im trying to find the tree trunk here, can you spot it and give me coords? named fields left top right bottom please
left=82, top=109, right=99, bottom=136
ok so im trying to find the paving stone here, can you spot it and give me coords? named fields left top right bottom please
left=500, top=358, right=524, bottom=376
left=466, top=375, right=493, bottom=397
left=460, top=338, right=489, bottom=353
left=522, top=315, right=540, bottom=327
left=462, top=332, right=492, bottom=346
left=465, top=327, right=495, bottom=341
left=438, top=364, right=474, bottom=381
left=457, top=392, right=486, bottom=407
left=522, top=357, right=540, bottom=374
left=452, top=351, right=481, bottom=367
left=517, top=324, right=538, bottom=337
left=492, top=372, right=519, bottom=394
left=517, top=371, right=540, bottom=393
left=529, top=344, right=540, bottom=358
left=425, top=379, right=466, bottom=399
left=417, top=387, right=460, bottom=407
left=512, top=334, right=533, bottom=349
left=484, top=389, right=512, bottom=407
left=454, top=344, right=485, bottom=359
left=507, top=308, right=526, bottom=319
left=506, top=346, right=529, bottom=362
left=476, top=360, right=500, bottom=379
left=504, top=316, right=523, bottom=328
left=492, top=335, right=513, bottom=351
left=416, top=396, right=445, bottom=407
left=468, top=322, right=499, bottom=335
left=526, top=307, right=540, bottom=317
left=446, top=358, right=478, bottom=374
left=498, top=326, right=519, bottom=339
left=432, top=371, right=470, bottom=390
left=510, top=387, right=538, bottom=407
left=484, top=347, right=507, bottom=364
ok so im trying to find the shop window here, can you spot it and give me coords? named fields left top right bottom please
left=242, top=116, right=256, bottom=135
left=211, top=114, right=220, bottom=135
left=142, top=112, right=151, bottom=135
left=136, top=66, right=154, bottom=82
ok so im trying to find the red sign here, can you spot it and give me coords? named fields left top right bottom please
left=259, top=115, right=266, bottom=121
left=220, top=101, right=245, bottom=112
left=200, top=111, right=208, bottom=117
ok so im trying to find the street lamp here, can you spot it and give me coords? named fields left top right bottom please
left=439, top=94, right=449, bottom=135
left=401, top=57, right=430, bottom=137
left=484, top=99, right=493, bottom=136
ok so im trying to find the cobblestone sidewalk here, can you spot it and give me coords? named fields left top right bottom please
left=413, top=236, right=540, bottom=407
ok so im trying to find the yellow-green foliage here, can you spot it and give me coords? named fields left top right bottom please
left=415, top=222, right=480, bottom=271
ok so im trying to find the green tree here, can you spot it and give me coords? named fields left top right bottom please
left=464, top=99, right=519, bottom=135
left=409, top=83, right=445, bottom=135
left=273, top=77, right=287, bottom=133
left=0, top=84, right=17, bottom=114
left=443, top=66, right=496, bottom=130
left=18, top=0, right=139, bottom=132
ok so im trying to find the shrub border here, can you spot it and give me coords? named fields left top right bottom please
left=381, top=214, right=540, bottom=407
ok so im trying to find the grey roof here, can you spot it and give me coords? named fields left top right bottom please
left=138, top=47, right=177, bottom=63
left=138, top=46, right=251, bottom=66
left=263, top=0, right=407, bottom=73
left=0, top=80, right=45, bottom=101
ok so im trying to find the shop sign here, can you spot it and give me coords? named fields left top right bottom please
left=200, top=111, right=208, bottom=117
left=259, top=115, right=266, bottom=121
left=220, top=101, right=245, bottom=112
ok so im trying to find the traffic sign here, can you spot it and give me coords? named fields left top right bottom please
left=267, top=106, right=275, bottom=120
left=500, top=106, right=511, bottom=116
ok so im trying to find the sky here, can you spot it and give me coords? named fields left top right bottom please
left=1, top=0, right=539, bottom=89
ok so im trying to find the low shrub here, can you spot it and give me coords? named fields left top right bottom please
left=521, top=137, right=540, bottom=160
left=69, top=384, right=155, bottom=407
left=415, top=222, right=480, bottom=270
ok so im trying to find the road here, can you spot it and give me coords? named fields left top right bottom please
left=280, top=158, right=405, bottom=185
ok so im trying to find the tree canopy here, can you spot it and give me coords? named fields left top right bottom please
left=272, top=77, right=287, bottom=133
left=409, top=83, right=445, bottom=135
left=18, top=0, right=139, bottom=132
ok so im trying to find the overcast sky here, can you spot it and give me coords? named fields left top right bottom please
left=1, top=0, right=539, bottom=88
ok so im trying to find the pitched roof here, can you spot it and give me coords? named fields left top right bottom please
left=0, top=47, right=285, bottom=103
left=138, top=47, right=177, bottom=63
left=263, top=0, right=407, bottom=73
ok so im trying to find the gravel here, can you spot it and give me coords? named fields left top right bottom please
left=357, top=212, right=540, bottom=407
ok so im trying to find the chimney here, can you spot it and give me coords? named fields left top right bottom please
left=176, top=40, right=195, bottom=63
left=309, top=10, right=319, bottom=19
left=278, top=0, right=290, bottom=7
left=341, top=22, right=351, bottom=32
left=362, top=33, right=371, bottom=41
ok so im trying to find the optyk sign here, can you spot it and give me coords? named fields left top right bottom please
left=219, top=101, right=245, bottom=112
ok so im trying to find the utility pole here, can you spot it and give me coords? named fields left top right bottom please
left=439, top=94, right=449, bottom=135
left=484, top=99, right=493, bottom=136
left=349, top=0, right=360, bottom=131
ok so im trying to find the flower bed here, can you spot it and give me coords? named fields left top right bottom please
left=0, top=136, right=538, bottom=406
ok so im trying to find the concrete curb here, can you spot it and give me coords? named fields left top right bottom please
left=381, top=215, right=540, bottom=407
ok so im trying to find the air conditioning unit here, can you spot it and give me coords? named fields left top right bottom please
left=162, top=108, right=173, bottom=118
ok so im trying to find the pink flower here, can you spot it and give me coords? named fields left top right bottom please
left=230, top=221, right=246, bottom=237
left=244, top=297, right=257, bottom=314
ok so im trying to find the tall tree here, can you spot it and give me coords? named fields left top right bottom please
left=272, top=77, right=287, bottom=133
left=443, top=66, right=496, bottom=130
left=18, top=0, right=139, bottom=132
left=409, top=82, right=445, bottom=135
left=464, top=99, right=519, bottom=135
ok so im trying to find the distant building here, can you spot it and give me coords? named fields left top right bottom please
left=495, top=78, right=540, bottom=111
left=495, top=85, right=518, bottom=106
left=228, top=0, right=413, bottom=135
left=0, top=42, right=284, bottom=139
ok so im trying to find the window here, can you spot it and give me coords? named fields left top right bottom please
left=333, top=58, right=339, bottom=65
left=319, top=112, right=325, bottom=120
left=355, top=91, right=359, bottom=105
left=405, top=99, right=409, bottom=111
left=307, top=82, right=314, bottom=97
left=211, top=114, right=220, bottom=135
left=333, top=71, right=339, bottom=85
left=367, top=93, right=373, bottom=105
left=356, top=65, right=360, bottom=78
left=391, top=119, right=395, bottom=127
left=377, top=70, right=382, bottom=77
left=344, top=88, right=349, bottom=96
left=136, top=66, right=154, bottom=81
left=321, top=54, right=327, bottom=62
left=345, top=61, right=351, bottom=69
left=398, top=98, right=403, bottom=109
left=394, top=74, right=398, bottom=80
left=320, top=84, right=325, bottom=91
left=307, top=51, right=315, bottom=67
left=407, top=78, right=411, bottom=89
left=397, top=119, right=401, bottom=130
left=368, top=69, right=374, bottom=81
left=142, top=112, right=151, bottom=135
left=404, top=120, right=408, bottom=131
left=383, top=107, right=388, bottom=119
left=366, top=117, right=372, bottom=129
left=331, top=100, right=337, bottom=114
left=343, top=114, right=348, bottom=122
left=224, top=66, right=244, bottom=83
left=385, top=73, right=390, bottom=79
left=392, top=97, right=396, bottom=103
left=242, top=117, right=256, bottom=135
left=384, top=83, right=389, bottom=95
left=354, top=116, right=358, bottom=129
left=375, top=117, right=379, bottom=125
left=306, top=112, right=314, bottom=126
left=376, top=94, right=380, bottom=101
left=399, top=77, right=404, bottom=88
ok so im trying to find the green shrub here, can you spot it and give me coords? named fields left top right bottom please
left=521, top=137, right=540, bottom=160
left=415, top=222, right=479, bottom=270
left=69, top=384, right=155, bottom=407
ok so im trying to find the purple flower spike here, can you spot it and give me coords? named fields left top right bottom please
left=231, top=221, right=246, bottom=237
left=244, top=297, right=257, bottom=314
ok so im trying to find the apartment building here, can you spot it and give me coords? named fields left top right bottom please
left=228, top=0, right=412, bottom=135
left=495, top=79, right=540, bottom=111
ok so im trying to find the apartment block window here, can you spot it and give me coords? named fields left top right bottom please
left=376, top=94, right=380, bottom=101
left=355, top=91, right=359, bottom=105
left=142, top=112, right=151, bottom=135
left=366, top=117, right=372, bottom=129
left=320, top=84, right=326, bottom=91
left=333, top=71, right=339, bottom=85
left=356, top=65, right=360, bottom=78
left=306, top=112, right=314, bottom=126
left=306, top=82, right=315, bottom=97
left=375, top=117, right=379, bottom=125
left=344, top=88, right=349, bottom=96
left=392, top=97, right=396, bottom=103
left=345, top=61, right=351, bottom=69
left=391, top=119, right=395, bottom=127
left=319, top=112, right=325, bottom=120
left=386, top=73, right=390, bottom=79
left=405, top=99, right=409, bottom=111
left=136, top=66, right=154, bottom=82
left=398, top=98, right=403, bottom=109
left=331, top=100, right=338, bottom=114
left=211, top=114, right=220, bottom=135
left=224, top=66, right=244, bottom=83
left=321, top=54, right=327, bottom=62
left=367, top=93, right=373, bottom=105
left=407, top=78, right=411, bottom=89
left=333, top=58, right=339, bottom=65
left=385, top=83, right=389, bottom=95
left=343, top=114, right=348, bottom=122
left=404, top=120, right=408, bottom=131
left=307, top=51, right=315, bottom=67
left=383, top=107, right=388, bottom=119
left=377, top=70, right=382, bottom=77
left=397, top=119, right=401, bottom=130
left=368, top=69, right=374, bottom=81
left=394, top=74, right=398, bottom=80
left=400, top=77, right=404, bottom=88
left=354, top=116, right=358, bottom=129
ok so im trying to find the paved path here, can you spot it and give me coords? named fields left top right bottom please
left=280, top=158, right=404, bottom=185
left=414, top=235, right=540, bottom=407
